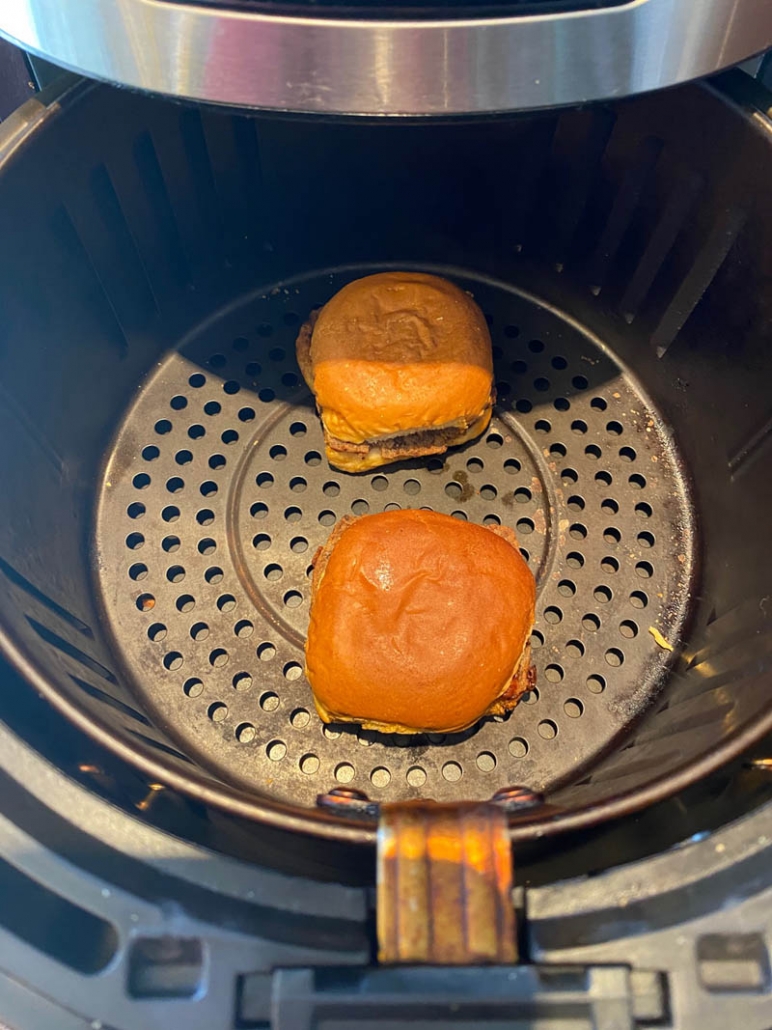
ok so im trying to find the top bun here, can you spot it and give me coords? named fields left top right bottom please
left=297, top=272, right=494, bottom=451
left=305, top=509, right=536, bottom=734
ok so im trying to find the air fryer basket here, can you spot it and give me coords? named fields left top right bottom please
left=0, top=75, right=770, bottom=847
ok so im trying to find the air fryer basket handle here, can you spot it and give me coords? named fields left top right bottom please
left=377, top=800, right=517, bottom=965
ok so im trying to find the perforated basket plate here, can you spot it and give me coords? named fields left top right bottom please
left=95, top=267, right=697, bottom=807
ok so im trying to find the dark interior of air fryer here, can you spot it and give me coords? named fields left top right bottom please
left=1, top=75, right=771, bottom=884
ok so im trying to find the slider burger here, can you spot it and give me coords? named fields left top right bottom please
left=304, top=509, right=536, bottom=735
left=296, top=272, right=494, bottom=472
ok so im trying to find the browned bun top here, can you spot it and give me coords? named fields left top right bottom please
left=305, top=510, right=536, bottom=734
left=305, top=272, right=494, bottom=443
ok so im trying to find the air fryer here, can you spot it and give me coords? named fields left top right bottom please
left=0, top=65, right=771, bottom=912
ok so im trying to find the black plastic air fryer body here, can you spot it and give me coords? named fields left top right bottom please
left=1, top=50, right=772, bottom=1030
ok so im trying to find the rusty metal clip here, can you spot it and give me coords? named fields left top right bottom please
left=377, top=799, right=517, bottom=965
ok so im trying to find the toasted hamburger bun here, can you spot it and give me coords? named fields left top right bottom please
left=296, top=272, right=494, bottom=472
left=304, top=510, right=536, bottom=734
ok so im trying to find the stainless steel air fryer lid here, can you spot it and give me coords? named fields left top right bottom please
left=0, top=72, right=771, bottom=864
left=1, top=0, right=771, bottom=115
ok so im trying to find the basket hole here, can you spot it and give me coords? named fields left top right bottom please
left=550, top=443, right=567, bottom=458
left=560, top=468, right=578, bottom=486
left=483, top=514, right=501, bottom=526
left=237, top=723, right=256, bottom=743
left=290, top=477, right=307, bottom=493
left=234, top=620, right=253, bottom=638
left=155, top=419, right=172, bottom=435
left=603, top=527, right=621, bottom=545
left=270, top=445, right=287, bottom=462
left=445, top=482, right=462, bottom=500
left=601, top=555, right=619, bottom=574
left=635, top=502, right=653, bottom=519
left=587, top=674, right=606, bottom=694
left=508, top=737, right=529, bottom=758
left=635, top=561, right=654, bottom=579
left=637, top=531, right=655, bottom=548
left=128, top=563, right=148, bottom=581
left=290, top=536, right=308, bottom=553
left=253, top=534, right=271, bottom=551
left=630, top=591, right=648, bottom=609
left=163, top=652, right=183, bottom=671
left=127, top=503, right=146, bottom=519
left=595, top=471, right=612, bottom=486
left=147, top=623, right=166, bottom=642
left=605, top=648, right=624, bottom=667
left=238, top=407, right=255, bottom=424
left=517, top=518, right=534, bottom=535
left=406, top=766, right=427, bottom=787
left=528, top=339, right=544, bottom=353
left=566, top=551, right=584, bottom=569
left=558, top=580, right=576, bottom=597
left=545, top=664, right=564, bottom=683
left=319, top=510, right=336, bottom=527
left=190, top=622, right=209, bottom=642
left=564, top=699, right=584, bottom=719
left=133, top=473, right=151, bottom=490
left=620, top=446, right=637, bottom=462
left=371, top=767, right=391, bottom=787
left=259, top=389, right=275, bottom=403
left=571, top=420, right=588, bottom=435
left=126, top=533, right=144, bottom=550
left=205, top=567, right=224, bottom=584
left=335, top=763, right=355, bottom=784
left=466, top=458, right=484, bottom=473
left=530, top=629, right=544, bottom=648
left=544, top=606, right=563, bottom=624
left=323, top=481, right=340, bottom=497
left=582, top=613, right=601, bottom=632
left=594, top=585, right=612, bottom=604
left=256, top=472, right=274, bottom=489
left=476, top=751, right=496, bottom=772
left=197, top=509, right=215, bottom=526
left=233, top=673, right=252, bottom=692
left=260, top=688, right=279, bottom=708
left=620, top=620, right=639, bottom=639
left=591, top=397, right=607, bottom=411
left=267, top=740, right=286, bottom=761
left=176, top=594, right=195, bottom=613
left=300, top=754, right=320, bottom=775
left=184, top=678, right=203, bottom=698
left=404, top=479, right=422, bottom=496
left=188, top=373, right=206, bottom=388
left=209, top=454, right=226, bottom=471
left=170, top=395, right=187, bottom=411
left=200, top=481, right=218, bottom=497
left=569, top=523, right=587, bottom=540
left=209, top=353, right=227, bottom=368
left=522, top=688, right=539, bottom=705
left=584, top=444, right=602, bottom=460
left=291, top=708, right=310, bottom=728
left=516, top=399, right=533, bottom=414
left=198, top=538, right=216, bottom=556
left=285, top=506, right=303, bottom=522
left=572, top=376, right=588, bottom=391
left=553, top=397, right=570, bottom=412
left=142, top=446, right=159, bottom=462
left=504, top=458, right=521, bottom=474
left=188, top=424, right=205, bottom=440
left=209, top=649, right=229, bottom=669
left=566, top=639, right=585, bottom=658
left=567, top=495, right=585, bottom=512
left=629, top=473, right=647, bottom=490
left=606, top=420, right=623, bottom=436
left=351, top=499, right=369, bottom=515
left=284, top=662, right=303, bottom=681
left=251, top=502, right=268, bottom=519
left=486, top=433, right=503, bottom=449
left=538, top=720, right=557, bottom=740
left=216, top=593, right=235, bottom=611
left=284, top=590, right=303, bottom=608
left=166, top=565, right=185, bottom=584
left=371, top=475, right=389, bottom=491
left=204, top=401, right=221, bottom=416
